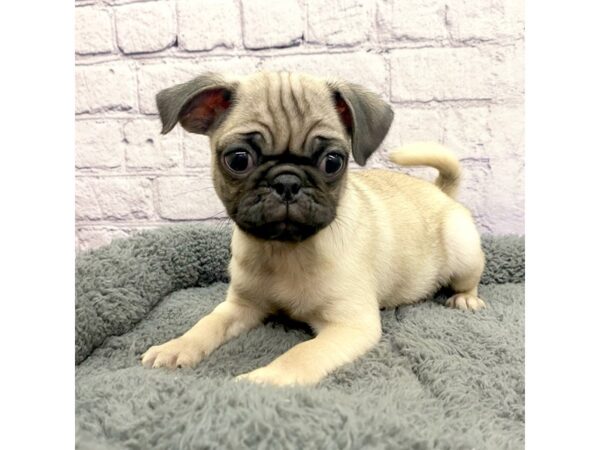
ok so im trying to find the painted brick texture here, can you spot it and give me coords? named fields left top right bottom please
left=75, top=0, right=524, bottom=251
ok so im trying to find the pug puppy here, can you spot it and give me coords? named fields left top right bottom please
left=141, top=72, right=485, bottom=386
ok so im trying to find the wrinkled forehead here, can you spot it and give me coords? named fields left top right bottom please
left=214, top=72, right=347, bottom=155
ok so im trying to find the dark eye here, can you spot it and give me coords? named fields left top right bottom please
left=222, top=148, right=255, bottom=174
left=318, top=152, right=345, bottom=176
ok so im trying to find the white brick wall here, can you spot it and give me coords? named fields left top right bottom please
left=75, top=0, right=524, bottom=251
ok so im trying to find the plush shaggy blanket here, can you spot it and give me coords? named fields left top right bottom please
left=75, top=225, right=524, bottom=450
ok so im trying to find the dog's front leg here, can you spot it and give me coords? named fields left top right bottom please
left=142, top=290, right=267, bottom=369
left=237, top=317, right=382, bottom=386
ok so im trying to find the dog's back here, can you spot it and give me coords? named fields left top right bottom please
left=345, top=145, right=480, bottom=306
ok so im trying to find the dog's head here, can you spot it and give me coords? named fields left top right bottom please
left=157, top=72, right=393, bottom=242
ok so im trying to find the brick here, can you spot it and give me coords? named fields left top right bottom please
left=261, top=52, right=388, bottom=97
left=75, top=178, right=103, bottom=220
left=75, top=63, right=137, bottom=114
left=76, top=120, right=123, bottom=169
left=376, top=0, right=447, bottom=41
left=486, top=104, right=524, bottom=159
left=92, top=177, right=154, bottom=220
left=379, top=108, right=444, bottom=155
left=98, top=0, right=144, bottom=4
left=382, top=104, right=521, bottom=165
left=182, top=133, right=212, bottom=168
left=123, top=118, right=181, bottom=170
left=137, top=58, right=261, bottom=114
left=137, top=61, right=201, bottom=115
left=390, top=47, right=503, bottom=102
left=484, top=104, right=523, bottom=235
left=487, top=43, right=524, bottom=100
left=376, top=104, right=499, bottom=163
left=177, top=0, right=241, bottom=51
left=441, top=106, right=493, bottom=159
left=75, top=7, right=114, bottom=55
left=156, top=175, right=225, bottom=220
left=76, top=227, right=131, bottom=252
left=367, top=107, right=438, bottom=168
left=446, top=0, right=524, bottom=41
left=241, top=0, right=304, bottom=49
left=307, top=0, right=373, bottom=46
left=487, top=157, right=524, bottom=234
left=115, top=2, right=176, bottom=54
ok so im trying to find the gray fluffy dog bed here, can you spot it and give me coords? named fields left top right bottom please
left=76, top=224, right=524, bottom=449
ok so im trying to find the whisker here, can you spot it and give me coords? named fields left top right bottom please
left=199, top=209, right=228, bottom=221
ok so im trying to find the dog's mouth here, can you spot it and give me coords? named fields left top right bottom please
left=237, top=216, right=321, bottom=242
left=230, top=188, right=337, bottom=242
left=234, top=201, right=329, bottom=242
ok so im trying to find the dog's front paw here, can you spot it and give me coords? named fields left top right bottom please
left=236, top=365, right=319, bottom=387
left=141, top=337, right=204, bottom=369
left=445, top=293, right=486, bottom=311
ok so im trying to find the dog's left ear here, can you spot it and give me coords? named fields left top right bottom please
left=329, top=82, right=394, bottom=166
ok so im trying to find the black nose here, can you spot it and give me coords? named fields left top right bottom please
left=271, top=173, right=302, bottom=202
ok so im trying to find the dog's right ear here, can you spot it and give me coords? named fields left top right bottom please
left=328, top=82, right=394, bottom=166
left=156, top=72, right=236, bottom=135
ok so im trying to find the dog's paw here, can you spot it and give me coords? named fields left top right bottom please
left=236, top=366, right=317, bottom=387
left=445, top=293, right=486, bottom=311
left=141, top=337, right=204, bottom=369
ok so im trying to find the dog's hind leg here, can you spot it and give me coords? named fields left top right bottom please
left=442, top=207, right=486, bottom=311
left=446, top=269, right=486, bottom=311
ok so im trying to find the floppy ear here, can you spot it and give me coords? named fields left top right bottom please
left=329, top=82, right=394, bottom=166
left=156, top=72, right=236, bottom=135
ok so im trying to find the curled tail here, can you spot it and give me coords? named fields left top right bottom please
left=389, top=142, right=461, bottom=198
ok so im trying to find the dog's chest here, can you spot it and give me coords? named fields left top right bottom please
left=233, top=246, right=332, bottom=321
left=266, top=273, right=325, bottom=320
